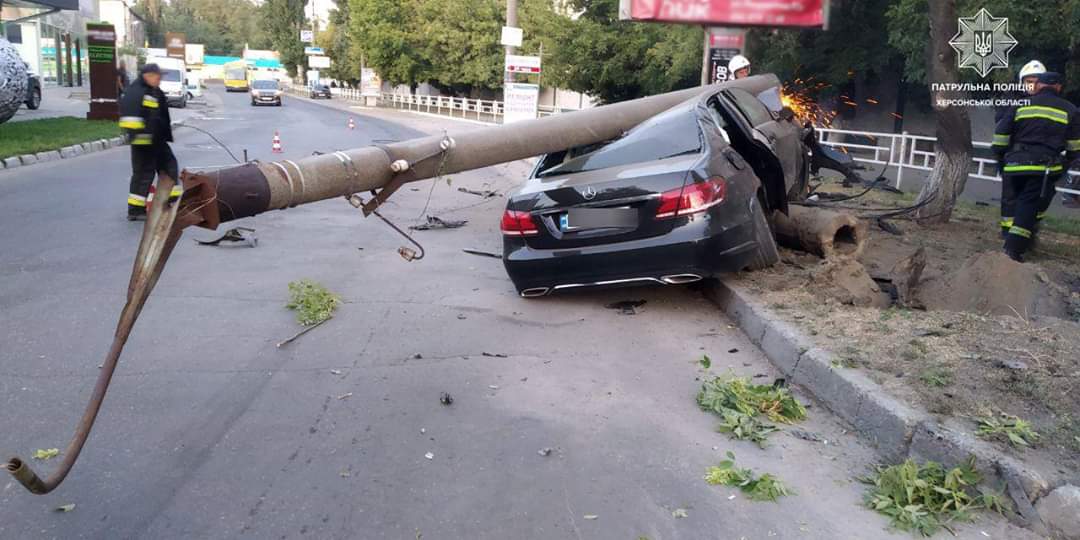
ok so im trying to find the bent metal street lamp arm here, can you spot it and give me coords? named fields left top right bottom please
left=4, top=76, right=780, bottom=495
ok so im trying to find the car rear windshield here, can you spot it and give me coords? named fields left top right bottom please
left=161, top=69, right=181, bottom=82
left=226, top=69, right=246, bottom=80
left=537, top=106, right=703, bottom=177
left=252, top=80, right=278, bottom=90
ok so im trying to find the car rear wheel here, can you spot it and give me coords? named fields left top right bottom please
left=746, top=197, right=780, bottom=271
left=26, top=87, right=41, bottom=110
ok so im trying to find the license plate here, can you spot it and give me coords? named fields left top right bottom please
left=560, top=208, right=636, bottom=231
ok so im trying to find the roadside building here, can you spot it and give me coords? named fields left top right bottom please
left=1, top=0, right=98, bottom=87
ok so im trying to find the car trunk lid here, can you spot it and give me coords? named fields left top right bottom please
left=517, top=155, right=697, bottom=249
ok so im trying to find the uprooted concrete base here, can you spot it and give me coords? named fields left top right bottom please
left=915, top=251, right=1072, bottom=319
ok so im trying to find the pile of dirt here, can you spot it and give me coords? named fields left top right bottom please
left=811, top=257, right=890, bottom=308
left=915, top=251, right=1072, bottom=319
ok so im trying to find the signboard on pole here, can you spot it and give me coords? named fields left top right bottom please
left=86, top=22, right=118, bottom=121
left=707, top=28, right=745, bottom=83
left=618, top=0, right=826, bottom=27
left=361, top=67, right=381, bottom=97
left=504, top=54, right=541, bottom=74
left=300, top=29, right=315, bottom=43
left=309, top=55, right=331, bottom=68
left=165, top=32, right=186, bottom=59
left=304, top=46, right=325, bottom=55
left=503, top=82, right=539, bottom=124
left=500, top=26, right=523, bottom=47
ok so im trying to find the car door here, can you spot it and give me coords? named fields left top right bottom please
left=721, top=87, right=805, bottom=197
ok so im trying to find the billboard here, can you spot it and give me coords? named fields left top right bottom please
left=309, top=55, right=331, bottom=69
left=503, top=82, right=539, bottom=124
left=619, top=0, right=826, bottom=27
left=165, top=32, right=185, bottom=60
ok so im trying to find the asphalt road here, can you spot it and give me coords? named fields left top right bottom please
left=0, top=87, right=1033, bottom=539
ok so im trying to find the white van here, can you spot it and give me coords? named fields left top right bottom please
left=147, top=56, right=188, bottom=108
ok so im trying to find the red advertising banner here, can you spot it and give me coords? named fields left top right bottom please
left=620, top=0, right=825, bottom=27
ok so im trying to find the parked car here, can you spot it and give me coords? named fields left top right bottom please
left=250, top=79, right=283, bottom=106
left=24, top=67, right=41, bottom=111
left=501, top=79, right=811, bottom=297
left=309, top=83, right=332, bottom=99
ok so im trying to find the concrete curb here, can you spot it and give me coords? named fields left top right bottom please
left=1, top=137, right=126, bottom=171
left=704, top=278, right=1056, bottom=533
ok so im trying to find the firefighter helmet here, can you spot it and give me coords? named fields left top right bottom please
left=728, top=55, right=751, bottom=77
left=1018, top=60, right=1046, bottom=83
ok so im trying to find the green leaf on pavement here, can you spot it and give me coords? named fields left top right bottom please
left=285, top=279, right=340, bottom=326
left=32, top=448, right=60, bottom=460
left=699, top=355, right=711, bottom=369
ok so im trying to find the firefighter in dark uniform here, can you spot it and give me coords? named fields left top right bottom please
left=995, top=60, right=1045, bottom=236
left=992, top=71, right=1080, bottom=261
left=119, top=63, right=181, bottom=221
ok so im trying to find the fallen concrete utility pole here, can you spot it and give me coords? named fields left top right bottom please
left=4, top=75, right=781, bottom=495
left=772, top=206, right=868, bottom=259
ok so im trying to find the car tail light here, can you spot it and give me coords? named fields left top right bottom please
left=501, top=209, right=539, bottom=236
left=655, top=177, right=727, bottom=219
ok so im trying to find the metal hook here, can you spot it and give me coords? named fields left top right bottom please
left=347, top=194, right=425, bottom=262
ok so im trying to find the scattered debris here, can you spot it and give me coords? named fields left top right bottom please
left=410, top=215, right=468, bottom=231
left=337, top=392, right=353, bottom=400
left=975, top=412, right=1040, bottom=447
left=462, top=248, right=502, bottom=259
left=194, top=226, right=258, bottom=248
left=457, top=314, right=467, bottom=320
left=727, top=348, right=739, bottom=354
left=697, top=372, right=807, bottom=447
left=583, top=515, right=598, bottom=520
left=439, top=392, right=453, bottom=406
left=995, top=359, right=1028, bottom=371
left=705, top=452, right=792, bottom=501
left=340, top=470, right=351, bottom=477
left=605, top=299, right=646, bottom=315
left=412, top=353, right=423, bottom=359
left=279, top=280, right=339, bottom=347
left=55, top=504, right=76, bottom=513
left=699, top=355, right=711, bottom=369
left=424, top=452, right=434, bottom=460
left=488, top=385, right=499, bottom=390
left=329, top=369, right=342, bottom=375
left=672, top=508, right=689, bottom=519
left=861, top=457, right=1003, bottom=537
left=482, top=352, right=508, bottom=358
left=457, top=187, right=499, bottom=198
left=32, top=448, right=60, bottom=460
left=788, top=429, right=825, bottom=443
left=810, top=257, right=890, bottom=308
left=538, top=447, right=553, bottom=457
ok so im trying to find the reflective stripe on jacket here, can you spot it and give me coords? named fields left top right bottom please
left=118, top=78, right=172, bottom=146
left=992, top=88, right=1080, bottom=172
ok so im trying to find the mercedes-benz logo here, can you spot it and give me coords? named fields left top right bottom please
left=582, top=187, right=597, bottom=200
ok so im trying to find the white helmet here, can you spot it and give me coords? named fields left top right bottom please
left=1019, top=60, right=1046, bottom=83
left=728, top=55, right=751, bottom=76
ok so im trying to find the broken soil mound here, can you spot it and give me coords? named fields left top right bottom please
left=916, top=251, right=1069, bottom=318
left=811, top=257, right=891, bottom=308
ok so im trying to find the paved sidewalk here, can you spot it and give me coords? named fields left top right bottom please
left=10, top=84, right=214, bottom=124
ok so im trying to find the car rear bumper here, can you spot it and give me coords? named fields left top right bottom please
left=502, top=209, right=759, bottom=296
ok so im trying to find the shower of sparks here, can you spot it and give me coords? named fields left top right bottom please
left=780, top=82, right=838, bottom=127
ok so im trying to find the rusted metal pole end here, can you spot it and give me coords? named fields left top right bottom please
left=5, top=458, right=50, bottom=494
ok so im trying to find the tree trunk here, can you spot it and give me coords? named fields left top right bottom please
left=914, top=0, right=972, bottom=224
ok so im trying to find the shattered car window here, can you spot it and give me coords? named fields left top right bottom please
left=756, top=86, right=784, bottom=113
left=538, top=105, right=703, bottom=177
left=726, top=88, right=775, bottom=127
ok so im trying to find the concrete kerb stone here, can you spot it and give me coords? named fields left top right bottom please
left=19, top=154, right=38, bottom=165
left=3, top=157, right=21, bottom=168
left=704, top=278, right=1056, bottom=530
left=36, top=150, right=61, bottom=162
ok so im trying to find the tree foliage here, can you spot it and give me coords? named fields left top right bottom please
left=262, top=0, right=309, bottom=79
left=133, top=0, right=269, bottom=55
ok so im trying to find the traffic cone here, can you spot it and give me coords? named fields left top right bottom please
left=272, top=131, right=283, bottom=153
left=348, top=117, right=355, bottom=130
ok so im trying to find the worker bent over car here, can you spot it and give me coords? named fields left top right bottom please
left=119, top=63, right=180, bottom=221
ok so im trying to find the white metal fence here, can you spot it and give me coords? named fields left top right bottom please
left=816, top=127, right=1080, bottom=196
left=290, top=84, right=1079, bottom=197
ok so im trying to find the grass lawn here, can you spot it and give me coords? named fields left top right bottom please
left=0, top=116, right=121, bottom=160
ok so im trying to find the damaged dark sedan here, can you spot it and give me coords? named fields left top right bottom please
left=501, top=77, right=811, bottom=297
